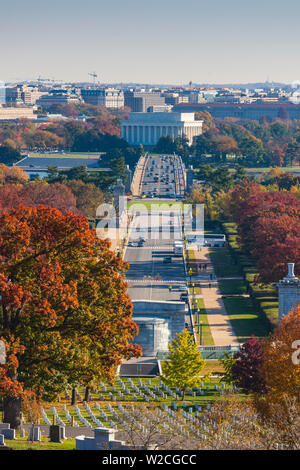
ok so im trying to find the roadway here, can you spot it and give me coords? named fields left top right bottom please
left=124, top=154, right=192, bottom=330
left=140, top=153, right=185, bottom=198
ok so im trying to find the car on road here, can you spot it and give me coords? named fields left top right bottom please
left=128, top=241, right=134, bottom=247
left=163, top=256, right=172, bottom=264
left=137, top=240, right=144, bottom=247
left=178, top=285, right=188, bottom=291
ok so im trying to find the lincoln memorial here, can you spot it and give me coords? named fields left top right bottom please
left=121, top=112, right=203, bottom=146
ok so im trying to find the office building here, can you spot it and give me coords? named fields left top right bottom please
left=173, top=102, right=300, bottom=120
left=124, top=90, right=165, bottom=112
left=36, top=89, right=82, bottom=107
left=81, top=88, right=124, bottom=108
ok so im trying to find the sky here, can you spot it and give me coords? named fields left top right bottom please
left=1, top=0, right=300, bottom=85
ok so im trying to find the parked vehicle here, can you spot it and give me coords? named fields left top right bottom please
left=178, top=285, right=188, bottom=291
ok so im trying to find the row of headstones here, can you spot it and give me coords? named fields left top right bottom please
left=164, top=406, right=206, bottom=438
left=64, top=379, right=229, bottom=405
left=74, top=405, right=92, bottom=428
left=100, top=379, right=224, bottom=403
left=51, top=407, right=66, bottom=427
left=154, top=407, right=194, bottom=438
left=0, top=423, right=67, bottom=445
left=82, top=402, right=102, bottom=427
left=118, top=404, right=160, bottom=436
left=100, top=378, right=181, bottom=402
left=50, top=401, right=121, bottom=429
left=116, top=403, right=207, bottom=440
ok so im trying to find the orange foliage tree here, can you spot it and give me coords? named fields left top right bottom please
left=259, top=304, right=300, bottom=408
left=0, top=205, right=141, bottom=427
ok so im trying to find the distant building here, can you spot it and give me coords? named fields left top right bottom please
left=124, top=90, right=165, bottom=112
left=0, top=82, right=5, bottom=105
left=36, top=89, right=82, bottom=107
left=5, top=85, right=45, bottom=105
left=81, top=88, right=124, bottom=108
left=121, top=112, right=203, bottom=145
left=0, top=105, right=36, bottom=120
left=147, top=104, right=172, bottom=113
left=173, top=102, right=300, bottom=120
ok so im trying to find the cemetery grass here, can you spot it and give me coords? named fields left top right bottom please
left=6, top=435, right=75, bottom=450
left=41, top=376, right=233, bottom=427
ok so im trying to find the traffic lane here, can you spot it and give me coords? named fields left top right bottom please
left=151, top=253, right=186, bottom=281
left=127, top=282, right=187, bottom=302
left=124, top=246, right=154, bottom=279
left=126, top=244, right=185, bottom=282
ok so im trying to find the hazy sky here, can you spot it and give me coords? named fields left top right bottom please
left=1, top=0, right=300, bottom=84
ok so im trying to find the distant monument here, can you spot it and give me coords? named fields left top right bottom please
left=113, top=178, right=126, bottom=219
left=277, top=263, right=300, bottom=321
left=124, top=165, right=132, bottom=193
left=186, top=165, right=194, bottom=194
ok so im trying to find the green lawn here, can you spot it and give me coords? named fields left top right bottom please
left=222, top=296, right=269, bottom=342
left=30, top=152, right=104, bottom=158
left=218, top=279, right=247, bottom=295
left=209, top=247, right=242, bottom=277
left=127, top=199, right=183, bottom=210
left=189, top=284, right=214, bottom=346
left=5, top=434, right=75, bottom=450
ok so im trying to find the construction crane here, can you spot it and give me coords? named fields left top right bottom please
left=88, top=72, right=98, bottom=87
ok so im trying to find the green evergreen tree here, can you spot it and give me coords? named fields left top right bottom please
left=161, top=329, right=207, bottom=400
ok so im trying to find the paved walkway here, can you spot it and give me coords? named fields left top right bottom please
left=192, top=247, right=239, bottom=346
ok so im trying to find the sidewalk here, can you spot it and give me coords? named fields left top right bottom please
left=192, top=247, right=239, bottom=346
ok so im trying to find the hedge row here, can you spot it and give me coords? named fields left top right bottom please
left=222, top=222, right=278, bottom=331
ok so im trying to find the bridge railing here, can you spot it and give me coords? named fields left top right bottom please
left=156, top=344, right=241, bottom=361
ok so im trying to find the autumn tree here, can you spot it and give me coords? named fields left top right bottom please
left=0, top=182, right=78, bottom=214
left=0, top=164, right=28, bottom=185
left=217, top=180, right=264, bottom=220
left=0, top=205, right=141, bottom=427
left=238, top=135, right=265, bottom=167
left=66, top=180, right=105, bottom=218
left=237, top=191, right=300, bottom=282
left=230, top=337, right=266, bottom=394
left=161, top=329, right=207, bottom=399
left=259, top=304, right=300, bottom=408
left=0, top=144, right=21, bottom=165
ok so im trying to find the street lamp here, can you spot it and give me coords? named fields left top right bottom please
left=188, top=268, right=193, bottom=285
left=199, top=321, right=203, bottom=346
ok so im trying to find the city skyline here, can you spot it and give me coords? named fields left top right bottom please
left=1, top=0, right=300, bottom=85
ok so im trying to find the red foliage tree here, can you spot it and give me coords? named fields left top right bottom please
left=237, top=191, right=300, bottom=282
left=0, top=182, right=78, bottom=214
left=231, top=337, right=266, bottom=394
left=0, top=205, right=141, bottom=427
